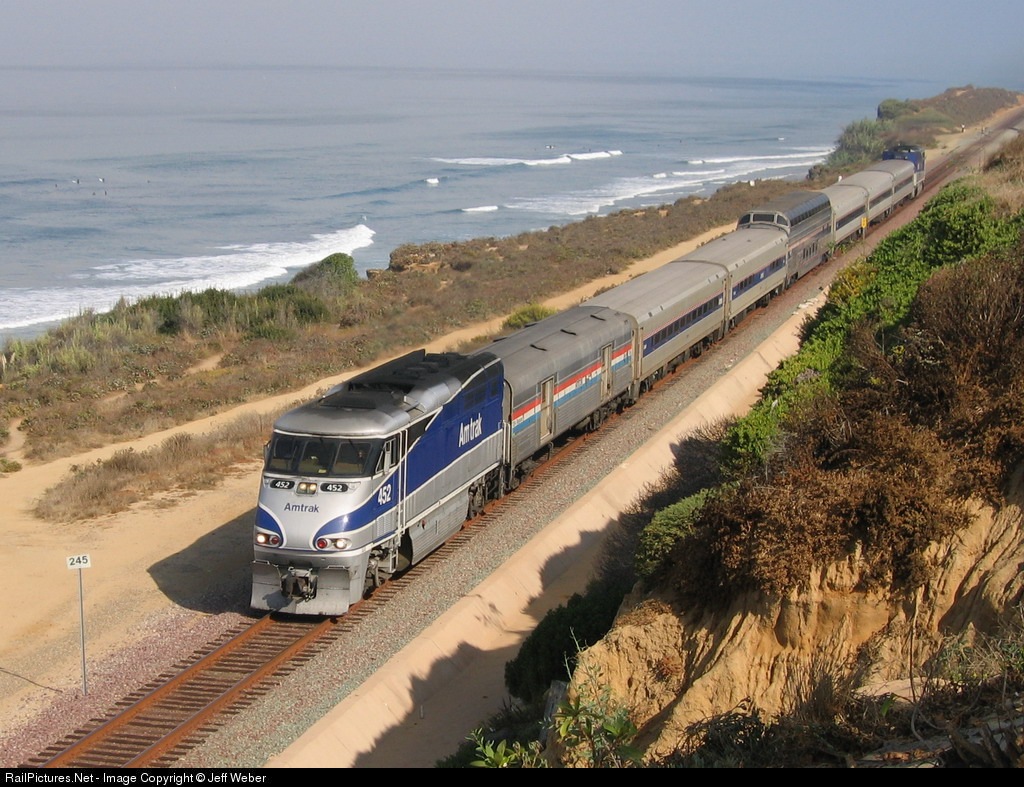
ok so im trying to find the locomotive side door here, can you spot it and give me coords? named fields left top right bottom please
left=373, top=433, right=405, bottom=534
left=391, top=432, right=407, bottom=528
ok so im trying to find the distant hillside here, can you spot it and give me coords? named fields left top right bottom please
left=912, top=85, right=1024, bottom=129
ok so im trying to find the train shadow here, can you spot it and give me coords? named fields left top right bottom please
left=307, top=417, right=733, bottom=765
left=147, top=505, right=258, bottom=616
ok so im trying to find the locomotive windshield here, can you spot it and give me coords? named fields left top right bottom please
left=264, top=433, right=378, bottom=477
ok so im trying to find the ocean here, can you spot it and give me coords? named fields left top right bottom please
left=0, top=66, right=945, bottom=344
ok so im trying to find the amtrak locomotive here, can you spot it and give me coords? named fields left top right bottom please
left=251, top=145, right=925, bottom=616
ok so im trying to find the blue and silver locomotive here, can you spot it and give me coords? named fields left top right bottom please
left=251, top=349, right=504, bottom=615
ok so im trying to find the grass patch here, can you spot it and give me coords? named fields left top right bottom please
left=33, top=411, right=279, bottom=522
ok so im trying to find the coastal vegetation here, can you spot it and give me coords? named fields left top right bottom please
left=812, top=85, right=1017, bottom=172
left=3, top=177, right=801, bottom=470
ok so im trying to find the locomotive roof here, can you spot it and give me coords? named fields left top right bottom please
left=273, top=349, right=499, bottom=437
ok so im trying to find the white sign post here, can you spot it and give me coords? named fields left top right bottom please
left=66, top=554, right=91, bottom=696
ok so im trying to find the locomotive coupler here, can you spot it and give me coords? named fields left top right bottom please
left=282, top=567, right=317, bottom=600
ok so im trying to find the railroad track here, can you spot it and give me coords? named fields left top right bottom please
left=925, top=107, right=1023, bottom=192
left=24, top=114, right=1020, bottom=769
left=23, top=615, right=329, bottom=767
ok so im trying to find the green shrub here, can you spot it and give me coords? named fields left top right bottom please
left=635, top=489, right=712, bottom=580
left=503, top=304, right=557, bottom=331
left=719, top=404, right=787, bottom=477
left=877, top=98, right=916, bottom=121
left=245, top=323, right=296, bottom=342
left=916, top=182, right=1022, bottom=268
left=826, top=118, right=889, bottom=169
left=292, top=252, right=360, bottom=294
left=257, top=283, right=301, bottom=302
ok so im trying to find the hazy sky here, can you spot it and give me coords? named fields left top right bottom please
left=3, top=0, right=1021, bottom=89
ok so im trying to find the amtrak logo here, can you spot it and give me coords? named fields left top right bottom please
left=284, top=503, right=320, bottom=512
left=458, top=414, right=484, bottom=446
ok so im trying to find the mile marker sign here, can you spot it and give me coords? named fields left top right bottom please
left=67, top=553, right=92, bottom=694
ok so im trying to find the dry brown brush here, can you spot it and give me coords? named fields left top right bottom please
left=670, top=235, right=1024, bottom=607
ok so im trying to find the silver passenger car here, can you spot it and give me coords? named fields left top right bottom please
left=737, top=189, right=833, bottom=281
left=586, top=254, right=727, bottom=393
left=820, top=178, right=873, bottom=247
left=677, top=226, right=788, bottom=327
left=822, top=158, right=917, bottom=242
left=476, top=305, right=635, bottom=477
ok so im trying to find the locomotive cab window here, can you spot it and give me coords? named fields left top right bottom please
left=375, top=437, right=397, bottom=475
left=297, top=439, right=332, bottom=475
left=332, top=439, right=375, bottom=476
left=266, top=435, right=299, bottom=471
left=265, top=433, right=377, bottom=478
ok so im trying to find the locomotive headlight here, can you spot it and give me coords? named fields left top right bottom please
left=315, top=537, right=351, bottom=551
left=296, top=481, right=318, bottom=495
left=255, top=532, right=282, bottom=546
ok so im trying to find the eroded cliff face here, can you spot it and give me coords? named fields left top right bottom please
left=568, top=469, right=1024, bottom=764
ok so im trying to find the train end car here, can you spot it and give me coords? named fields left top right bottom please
left=251, top=349, right=505, bottom=616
